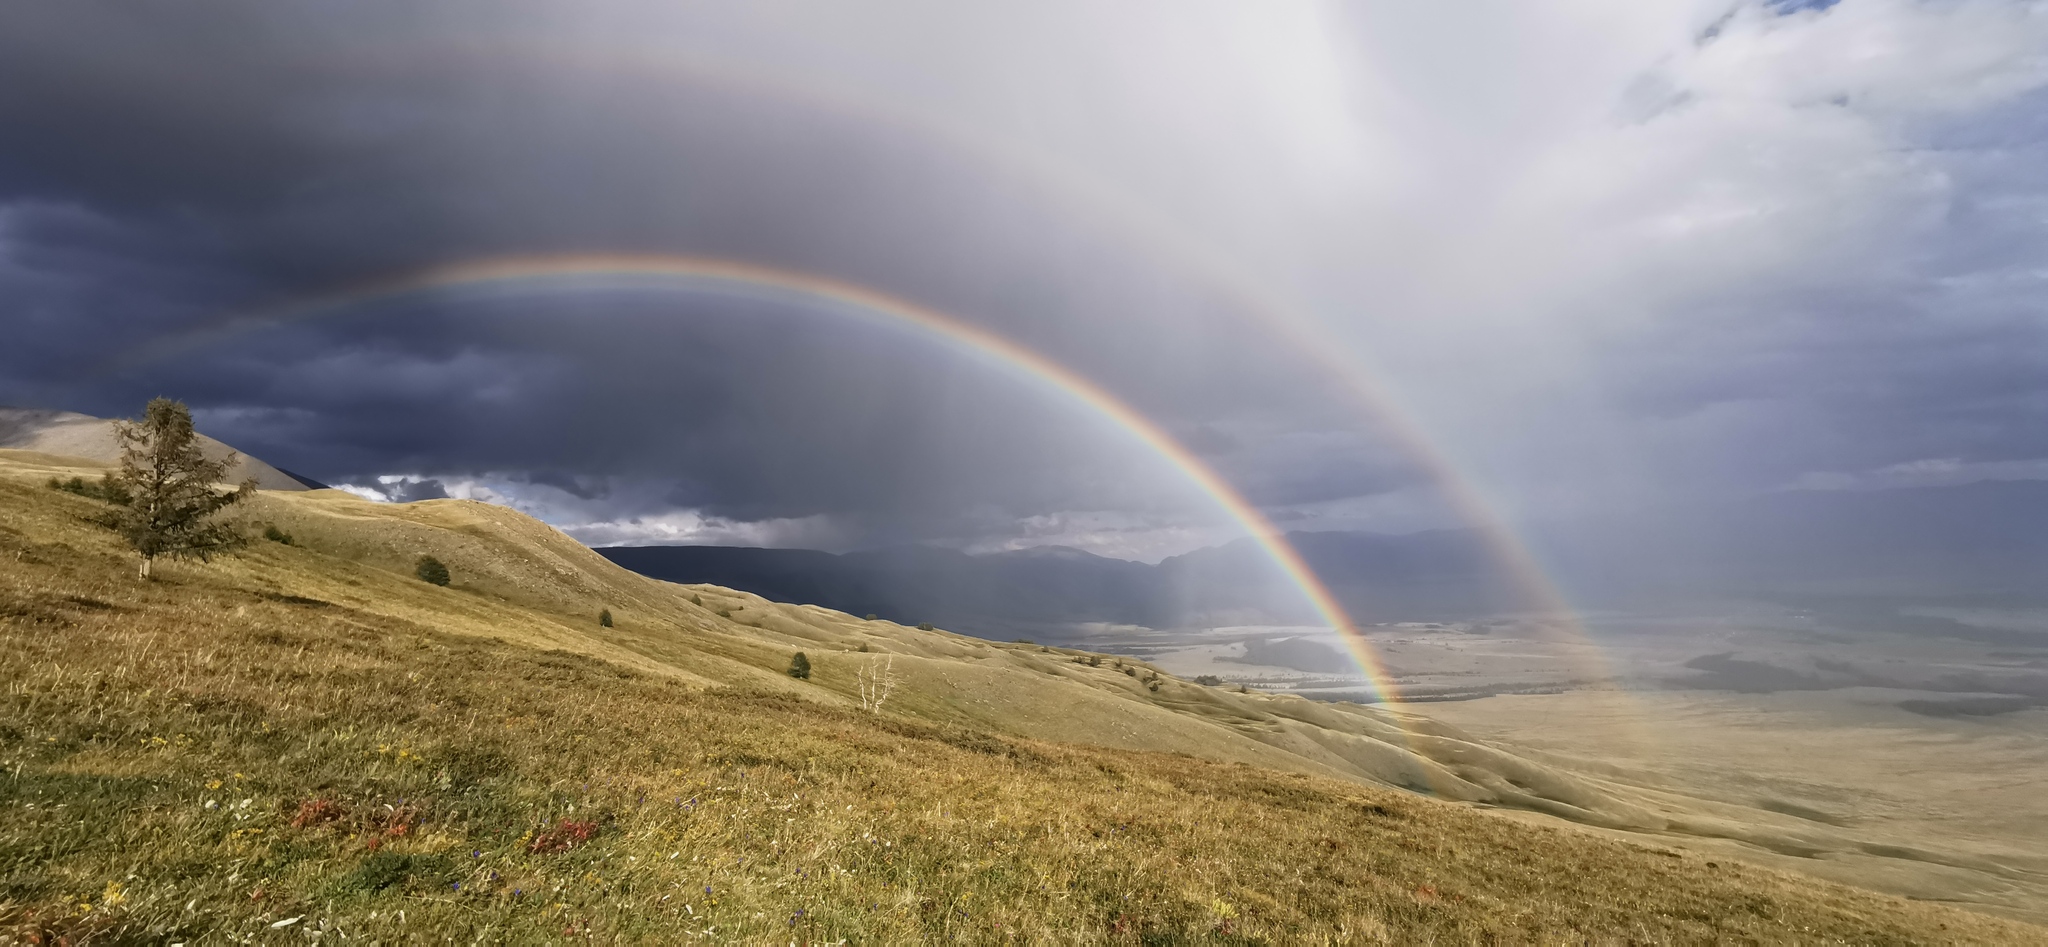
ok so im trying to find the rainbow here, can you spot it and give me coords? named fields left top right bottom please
left=106, top=253, right=1405, bottom=701
left=217, top=38, right=1625, bottom=699
left=412, top=40, right=1626, bottom=694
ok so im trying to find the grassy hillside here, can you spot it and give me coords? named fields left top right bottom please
left=0, top=450, right=2038, bottom=943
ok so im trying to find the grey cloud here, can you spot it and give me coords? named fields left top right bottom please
left=387, top=478, right=450, bottom=503
left=524, top=471, right=612, bottom=501
left=3, top=0, right=2047, bottom=562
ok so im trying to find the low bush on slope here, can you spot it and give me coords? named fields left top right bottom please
left=0, top=473, right=2036, bottom=943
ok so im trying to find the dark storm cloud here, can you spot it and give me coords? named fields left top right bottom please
left=4, top=1, right=2046, bottom=559
left=525, top=471, right=611, bottom=501
left=385, top=477, right=450, bottom=503
left=0, top=2, right=1397, bottom=556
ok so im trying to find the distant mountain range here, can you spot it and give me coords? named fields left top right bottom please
left=603, top=480, right=2048, bottom=639
left=597, top=543, right=1166, bottom=639
left=598, top=528, right=1536, bottom=638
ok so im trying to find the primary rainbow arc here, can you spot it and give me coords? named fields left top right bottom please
left=110, top=252, right=1404, bottom=702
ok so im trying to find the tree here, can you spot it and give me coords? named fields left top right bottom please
left=787, top=652, right=812, bottom=680
left=858, top=654, right=898, bottom=713
left=102, top=398, right=252, bottom=579
left=598, top=608, right=613, bottom=627
left=415, top=555, right=451, bottom=586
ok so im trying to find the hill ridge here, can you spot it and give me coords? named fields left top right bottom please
left=0, top=405, right=311, bottom=492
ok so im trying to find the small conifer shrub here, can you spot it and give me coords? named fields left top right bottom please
left=47, top=474, right=131, bottom=504
left=598, top=608, right=613, bottom=627
left=263, top=525, right=294, bottom=545
left=865, top=614, right=878, bottom=621
left=415, top=555, right=450, bottom=586
left=787, top=652, right=812, bottom=680
left=690, top=594, right=702, bottom=606
left=916, top=622, right=934, bottom=631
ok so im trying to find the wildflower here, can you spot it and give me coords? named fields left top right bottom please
left=290, top=798, right=345, bottom=828
left=528, top=819, right=600, bottom=854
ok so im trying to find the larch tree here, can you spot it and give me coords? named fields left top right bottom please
left=103, top=398, right=253, bottom=579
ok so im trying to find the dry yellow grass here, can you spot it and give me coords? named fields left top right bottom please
left=1420, top=689, right=2048, bottom=926
left=1, top=450, right=2040, bottom=943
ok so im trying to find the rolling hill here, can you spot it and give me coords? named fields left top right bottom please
left=0, top=446, right=2039, bottom=941
left=0, top=406, right=318, bottom=491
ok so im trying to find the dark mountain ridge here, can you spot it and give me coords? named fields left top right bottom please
left=602, top=480, right=2048, bottom=641
left=598, top=527, right=1523, bottom=637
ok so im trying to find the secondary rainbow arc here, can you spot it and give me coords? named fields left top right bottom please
left=225, top=38, right=1620, bottom=695
left=421, top=40, right=1621, bottom=694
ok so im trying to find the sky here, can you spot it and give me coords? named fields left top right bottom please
left=2, top=1, right=2045, bottom=562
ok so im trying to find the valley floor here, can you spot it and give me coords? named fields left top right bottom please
left=1148, top=614, right=2048, bottom=927
left=1417, top=687, right=2048, bottom=927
